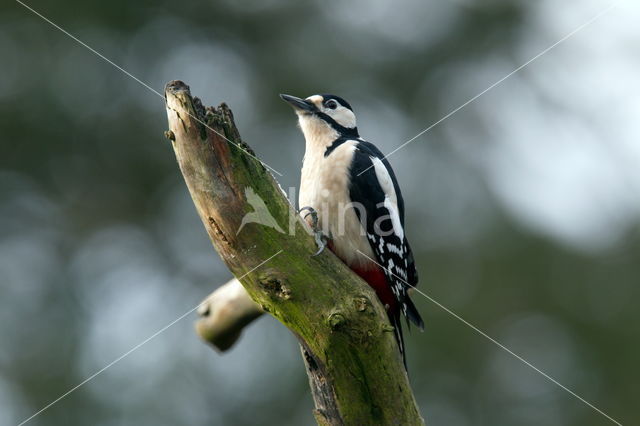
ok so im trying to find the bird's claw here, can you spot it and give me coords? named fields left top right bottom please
left=313, top=230, right=328, bottom=256
left=299, top=206, right=318, bottom=228
left=299, top=206, right=328, bottom=256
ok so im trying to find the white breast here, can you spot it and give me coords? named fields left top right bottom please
left=299, top=140, right=376, bottom=268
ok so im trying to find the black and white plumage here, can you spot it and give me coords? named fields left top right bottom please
left=280, top=93, right=424, bottom=367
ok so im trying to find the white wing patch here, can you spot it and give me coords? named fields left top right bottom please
left=370, top=156, right=404, bottom=240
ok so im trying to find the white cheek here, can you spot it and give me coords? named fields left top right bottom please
left=332, top=108, right=356, bottom=128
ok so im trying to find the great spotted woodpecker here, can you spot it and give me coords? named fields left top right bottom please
left=281, top=93, right=424, bottom=366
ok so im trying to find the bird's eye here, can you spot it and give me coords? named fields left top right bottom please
left=325, top=100, right=338, bottom=110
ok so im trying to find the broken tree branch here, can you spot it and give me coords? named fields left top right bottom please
left=195, top=278, right=264, bottom=352
left=164, top=80, right=423, bottom=426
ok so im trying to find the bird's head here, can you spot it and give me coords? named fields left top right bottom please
left=280, top=93, right=359, bottom=141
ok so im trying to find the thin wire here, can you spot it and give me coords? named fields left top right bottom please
left=15, top=0, right=284, bottom=177
left=357, top=2, right=617, bottom=176
left=356, top=250, right=623, bottom=426
left=17, top=250, right=283, bottom=426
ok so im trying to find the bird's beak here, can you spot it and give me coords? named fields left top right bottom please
left=279, top=94, right=316, bottom=112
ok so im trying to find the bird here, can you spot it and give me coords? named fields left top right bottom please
left=280, top=93, right=424, bottom=367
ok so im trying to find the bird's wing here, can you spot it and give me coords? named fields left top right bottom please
left=348, top=140, right=423, bottom=329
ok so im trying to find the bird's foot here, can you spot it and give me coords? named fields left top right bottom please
left=298, top=206, right=320, bottom=228
left=312, top=229, right=329, bottom=256
left=298, top=206, right=329, bottom=256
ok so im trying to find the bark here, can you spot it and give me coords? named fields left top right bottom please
left=164, top=80, right=424, bottom=426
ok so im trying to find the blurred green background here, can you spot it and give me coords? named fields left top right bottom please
left=1, top=0, right=638, bottom=425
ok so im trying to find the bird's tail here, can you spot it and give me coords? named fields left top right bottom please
left=404, top=296, right=424, bottom=331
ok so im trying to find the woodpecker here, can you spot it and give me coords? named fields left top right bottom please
left=280, top=93, right=424, bottom=366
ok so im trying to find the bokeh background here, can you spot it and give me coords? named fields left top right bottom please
left=1, top=0, right=638, bottom=425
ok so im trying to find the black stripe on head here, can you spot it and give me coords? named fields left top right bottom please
left=316, top=112, right=359, bottom=138
left=320, top=94, right=353, bottom=111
